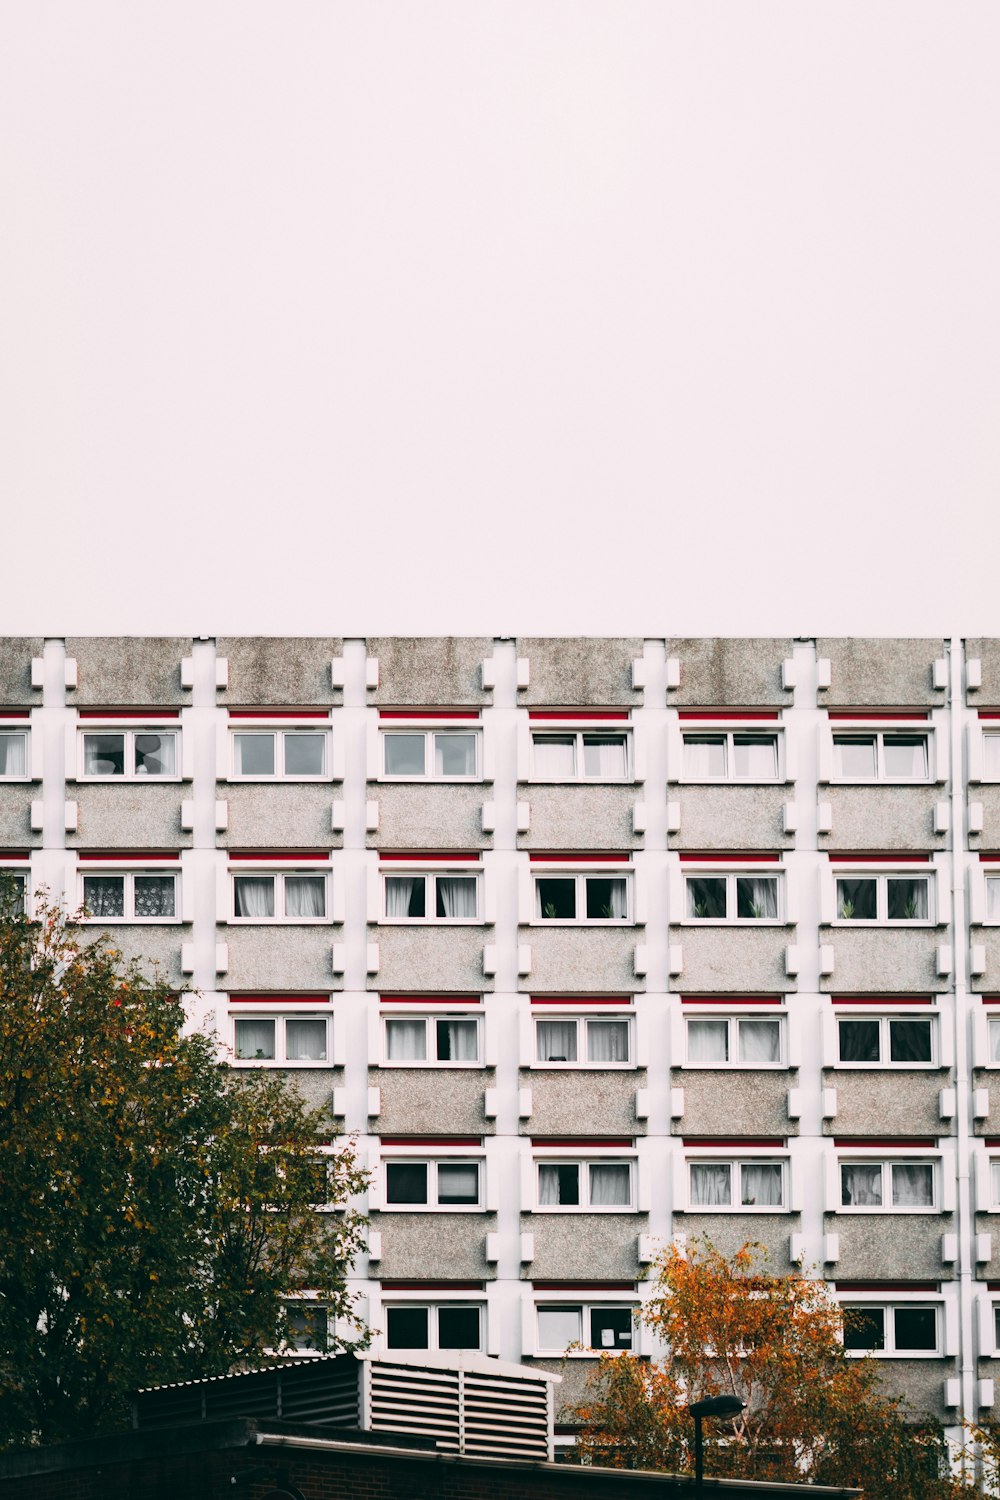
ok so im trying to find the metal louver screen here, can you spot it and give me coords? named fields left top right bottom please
left=462, top=1371, right=550, bottom=1460
left=369, top=1362, right=462, bottom=1450
left=368, top=1362, right=551, bottom=1460
left=281, top=1358, right=359, bottom=1425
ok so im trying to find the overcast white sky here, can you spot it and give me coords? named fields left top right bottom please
left=1, top=4, right=997, bottom=639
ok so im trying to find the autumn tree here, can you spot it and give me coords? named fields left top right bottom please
left=0, top=880, right=370, bottom=1449
left=566, top=1237, right=975, bottom=1499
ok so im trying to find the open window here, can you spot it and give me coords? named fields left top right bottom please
left=534, top=1158, right=634, bottom=1211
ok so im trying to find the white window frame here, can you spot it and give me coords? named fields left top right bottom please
left=230, top=869, right=331, bottom=924
left=534, top=1299, right=639, bottom=1356
left=381, top=1012, right=482, bottom=1068
left=380, top=727, right=482, bottom=782
left=381, top=1156, right=485, bottom=1211
left=831, top=729, right=933, bottom=784
left=380, top=867, right=481, bottom=924
left=229, top=726, right=332, bottom=781
left=529, top=728, right=633, bottom=783
left=78, top=866, right=181, bottom=924
left=682, top=1011, right=786, bottom=1069
left=834, top=1011, right=938, bottom=1069
left=840, top=1298, right=941, bottom=1358
left=532, top=1012, right=634, bottom=1069
left=0, top=727, right=31, bottom=781
left=682, top=868, right=785, bottom=925
left=832, top=870, right=935, bottom=926
left=533, top=1156, right=636, bottom=1213
left=0, top=865, right=29, bottom=916
left=78, top=725, right=181, bottom=782
left=838, top=1157, right=939, bottom=1213
left=381, top=1298, right=486, bottom=1354
left=982, top=873, right=1000, bottom=924
left=679, top=728, right=783, bottom=784
left=684, top=1154, right=788, bottom=1213
left=230, top=1009, right=332, bottom=1067
left=982, top=730, right=1000, bottom=783
left=531, top=870, right=633, bottom=925
left=987, top=1016, right=1000, bottom=1067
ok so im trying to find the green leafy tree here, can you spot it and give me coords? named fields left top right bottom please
left=565, top=1237, right=976, bottom=1499
left=0, top=880, right=370, bottom=1448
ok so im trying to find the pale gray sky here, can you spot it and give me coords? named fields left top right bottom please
left=1, top=3, right=997, bottom=638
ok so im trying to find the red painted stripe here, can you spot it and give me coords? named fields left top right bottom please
left=380, top=710, right=480, bottom=721
left=835, top=1282, right=938, bottom=1293
left=982, top=997, right=1000, bottom=1006
left=683, top=1138, right=784, bottom=1148
left=677, top=710, right=780, bottom=721
left=827, top=852, right=931, bottom=863
left=831, top=995, right=933, bottom=1006
left=828, top=711, right=930, bottom=722
left=529, top=851, right=630, bottom=864
left=679, top=851, right=780, bottom=863
left=378, top=994, right=482, bottom=1005
left=979, top=712, right=1000, bottom=721
left=681, top=996, right=783, bottom=1006
left=379, top=1137, right=483, bottom=1147
left=529, top=711, right=630, bottom=722
left=229, top=710, right=330, bottom=720
left=380, top=1282, right=485, bottom=1292
left=79, top=709, right=180, bottom=720
left=834, top=1138, right=936, bottom=1149
left=531, top=996, right=631, bottom=1006
left=0, top=710, right=30, bottom=720
left=987, top=1283, right=1000, bottom=1292
left=531, top=1138, right=633, bottom=1149
left=984, top=1139, right=1000, bottom=1148
left=0, top=851, right=29, bottom=861
left=78, top=850, right=179, bottom=861
left=228, top=994, right=331, bottom=1005
left=229, top=850, right=330, bottom=861
left=979, top=853, right=1000, bottom=863
left=532, top=1282, right=636, bottom=1292
left=380, top=851, right=481, bottom=863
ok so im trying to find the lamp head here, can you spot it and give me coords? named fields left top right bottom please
left=688, top=1395, right=745, bottom=1419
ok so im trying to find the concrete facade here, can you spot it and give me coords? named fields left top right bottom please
left=6, top=634, right=1000, bottom=1442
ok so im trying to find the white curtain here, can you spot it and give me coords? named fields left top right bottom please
left=687, top=1020, right=728, bottom=1063
left=738, top=878, right=778, bottom=919
left=286, top=1019, right=327, bottom=1061
left=437, top=1164, right=479, bottom=1202
left=741, top=1163, right=782, bottom=1207
left=83, top=876, right=124, bottom=917
left=538, top=1164, right=565, bottom=1205
left=437, top=1019, right=478, bottom=1061
left=882, top=736, right=927, bottom=778
left=533, top=736, right=576, bottom=778
left=133, top=876, right=175, bottom=918
left=988, top=880, right=1000, bottom=921
left=386, top=1019, right=427, bottom=1061
left=841, top=1164, right=882, bottom=1207
left=437, top=877, right=477, bottom=918
left=683, top=737, right=726, bottom=777
left=985, top=737, right=1000, bottom=779
left=590, top=1164, right=630, bottom=1206
left=537, top=1021, right=577, bottom=1062
left=892, top=1164, right=933, bottom=1207
left=234, top=734, right=274, bottom=776
left=435, top=735, right=476, bottom=776
left=991, top=1020, right=1000, bottom=1064
left=386, top=877, right=419, bottom=917
left=135, top=733, right=175, bottom=776
left=587, top=878, right=627, bottom=920
left=234, top=877, right=275, bottom=918
left=537, top=1307, right=581, bottom=1351
left=583, top=737, right=627, bottom=778
left=0, top=735, right=26, bottom=776
left=733, top=737, right=777, bottom=779
left=285, top=876, right=326, bottom=918
left=992, top=1162, right=1000, bottom=1207
left=739, top=1020, right=780, bottom=1064
left=606, top=879, right=627, bottom=919
left=690, top=1163, right=731, bottom=1206
left=588, top=1021, right=628, bottom=1063
left=235, top=1018, right=275, bottom=1060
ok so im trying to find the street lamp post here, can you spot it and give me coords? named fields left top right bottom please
left=688, top=1394, right=745, bottom=1493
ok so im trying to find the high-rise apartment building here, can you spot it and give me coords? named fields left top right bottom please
left=3, top=633, right=999, bottom=1439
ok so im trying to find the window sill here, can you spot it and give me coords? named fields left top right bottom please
left=0, top=776, right=35, bottom=785
left=79, top=917, right=186, bottom=926
left=826, top=1063, right=942, bottom=1072
left=526, top=1063, right=637, bottom=1072
left=826, top=778, right=936, bottom=788
left=678, top=1063, right=790, bottom=1072
left=673, top=778, right=790, bottom=789
left=225, top=918, right=335, bottom=927
left=231, top=1060, right=335, bottom=1069
left=524, top=777, right=637, bottom=788
left=74, top=776, right=185, bottom=785
left=530, top=1207, right=640, bottom=1216
left=225, top=776, right=337, bottom=785
left=528, top=920, right=634, bottom=929
left=844, top=1350, right=941, bottom=1361
left=377, top=918, right=485, bottom=928
left=378, top=1062, right=487, bottom=1070
left=378, top=1205, right=486, bottom=1214
left=677, top=920, right=790, bottom=929
left=378, top=776, right=484, bottom=786
left=833, top=1207, right=940, bottom=1216
left=680, top=1207, right=791, bottom=1215
left=826, top=921, right=939, bottom=930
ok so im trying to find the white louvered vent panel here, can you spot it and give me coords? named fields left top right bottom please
left=279, top=1360, right=360, bottom=1425
left=461, top=1371, right=551, bottom=1460
left=369, top=1362, right=462, bottom=1449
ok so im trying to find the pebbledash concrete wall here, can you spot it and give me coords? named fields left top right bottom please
left=7, top=634, right=1000, bottom=1437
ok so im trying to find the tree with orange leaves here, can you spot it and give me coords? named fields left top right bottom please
left=566, top=1237, right=976, bottom=1499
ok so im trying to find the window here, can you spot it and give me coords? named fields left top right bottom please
left=383, top=1014, right=480, bottom=1065
left=685, top=1014, right=783, bottom=1066
left=535, top=1015, right=631, bottom=1066
left=0, top=871, right=26, bottom=915
left=0, top=731, right=28, bottom=779
left=990, top=1160, right=1000, bottom=1209
left=536, top=1303, right=635, bottom=1354
left=837, top=1014, right=935, bottom=1066
left=535, top=1159, right=634, bottom=1211
left=687, top=1158, right=786, bottom=1210
left=81, top=871, right=178, bottom=921
left=988, top=1019, right=1000, bottom=1065
left=984, top=735, right=1000, bottom=781
left=833, top=732, right=930, bottom=781
left=231, top=729, right=328, bottom=778
left=840, top=1159, right=936, bottom=1210
left=80, top=729, right=178, bottom=779
left=232, top=871, right=328, bottom=921
left=233, top=1013, right=330, bottom=1064
left=383, top=1159, right=483, bottom=1209
left=534, top=873, right=630, bottom=923
left=835, top=873, right=932, bottom=923
left=682, top=732, right=780, bottom=781
left=383, top=870, right=479, bottom=921
left=842, top=1304, right=939, bottom=1355
left=685, top=872, right=781, bottom=921
left=985, top=876, right=1000, bottom=922
left=531, top=731, right=630, bottom=781
left=384, top=1303, right=483, bottom=1351
left=284, top=1302, right=329, bottom=1353
left=382, top=730, right=479, bottom=779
